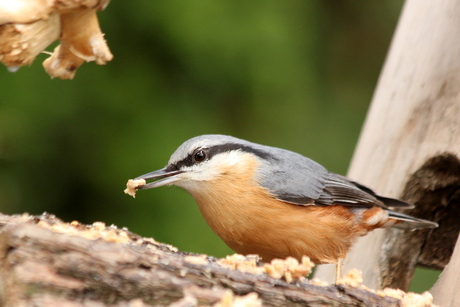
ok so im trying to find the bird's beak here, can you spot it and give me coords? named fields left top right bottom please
left=134, top=167, right=184, bottom=190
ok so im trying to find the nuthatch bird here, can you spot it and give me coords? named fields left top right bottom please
left=127, top=134, right=438, bottom=281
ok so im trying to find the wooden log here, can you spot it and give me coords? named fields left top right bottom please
left=314, top=0, right=460, bottom=301
left=0, top=213, right=408, bottom=306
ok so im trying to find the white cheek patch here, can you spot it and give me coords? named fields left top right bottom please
left=212, top=150, right=246, bottom=168
left=175, top=177, right=202, bottom=192
left=178, top=150, right=248, bottom=182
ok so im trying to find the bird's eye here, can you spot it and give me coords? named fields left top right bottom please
left=193, top=149, right=207, bottom=162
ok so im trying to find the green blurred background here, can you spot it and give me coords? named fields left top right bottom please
left=0, top=0, right=439, bottom=292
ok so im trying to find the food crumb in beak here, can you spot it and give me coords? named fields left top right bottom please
left=124, top=179, right=146, bottom=198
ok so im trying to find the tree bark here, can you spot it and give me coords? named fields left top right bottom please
left=314, top=0, right=460, bottom=303
left=0, top=213, right=406, bottom=306
left=431, top=234, right=460, bottom=307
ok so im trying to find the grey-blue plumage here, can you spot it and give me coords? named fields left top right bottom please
left=163, top=134, right=438, bottom=229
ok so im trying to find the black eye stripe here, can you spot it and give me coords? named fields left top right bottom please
left=173, top=148, right=208, bottom=169
left=174, top=155, right=194, bottom=169
left=172, top=143, right=277, bottom=169
left=165, top=164, right=179, bottom=172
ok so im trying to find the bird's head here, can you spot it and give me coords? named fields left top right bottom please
left=134, top=135, right=275, bottom=194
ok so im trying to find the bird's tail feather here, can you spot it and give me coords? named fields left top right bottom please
left=388, top=210, right=438, bottom=229
left=377, top=195, right=414, bottom=209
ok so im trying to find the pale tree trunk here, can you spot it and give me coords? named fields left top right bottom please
left=431, top=235, right=460, bottom=307
left=314, top=1, right=460, bottom=306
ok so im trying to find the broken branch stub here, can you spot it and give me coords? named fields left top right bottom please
left=0, top=0, right=112, bottom=79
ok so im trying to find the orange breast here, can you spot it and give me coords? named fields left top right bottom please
left=185, top=153, right=386, bottom=264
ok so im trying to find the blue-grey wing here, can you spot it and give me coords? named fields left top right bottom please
left=256, top=149, right=326, bottom=205
left=257, top=150, right=412, bottom=209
